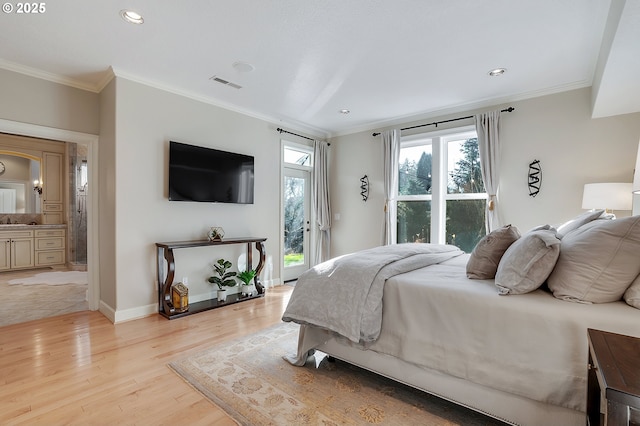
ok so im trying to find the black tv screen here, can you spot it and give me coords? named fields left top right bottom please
left=168, top=141, right=254, bottom=204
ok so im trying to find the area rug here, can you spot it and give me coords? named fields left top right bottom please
left=169, top=322, right=507, bottom=425
left=8, top=271, right=88, bottom=285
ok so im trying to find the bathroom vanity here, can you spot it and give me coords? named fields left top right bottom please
left=0, top=224, right=66, bottom=270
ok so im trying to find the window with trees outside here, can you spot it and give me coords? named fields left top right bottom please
left=397, top=126, right=486, bottom=253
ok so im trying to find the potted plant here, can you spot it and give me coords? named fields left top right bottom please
left=237, top=269, right=257, bottom=297
left=208, top=258, right=237, bottom=301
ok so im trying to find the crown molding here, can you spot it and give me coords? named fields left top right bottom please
left=95, top=67, right=116, bottom=92
left=0, top=59, right=106, bottom=93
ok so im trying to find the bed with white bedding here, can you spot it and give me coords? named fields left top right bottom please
left=282, top=215, right=640, bottom=426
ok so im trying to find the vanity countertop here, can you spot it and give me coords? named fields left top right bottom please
left=0, top=224, right=67, bottom=230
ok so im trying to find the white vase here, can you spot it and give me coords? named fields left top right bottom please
left=217, top=289, right=228, bottom=302
left=241, top=284, right=255, bottom=297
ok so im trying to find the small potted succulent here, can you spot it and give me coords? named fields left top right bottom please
left=208, top=258, right=237, bottom=301
left=237, top=269, right=257, bottom=297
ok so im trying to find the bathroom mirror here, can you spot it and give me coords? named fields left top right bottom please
left=0, top=153, right=41, bottom=214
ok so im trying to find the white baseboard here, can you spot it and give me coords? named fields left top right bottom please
left=113, top=303, right=158, bottom=324
left=98, top=300, right=157, bottom=324
left=98, top=300, right=116, bottom=323
left=265, top=278, right=282, bottom=288
left=97, top=277, right=284, bottom=324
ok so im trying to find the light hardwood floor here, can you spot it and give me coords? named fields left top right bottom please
left=0, top=285, right=293, bottom=425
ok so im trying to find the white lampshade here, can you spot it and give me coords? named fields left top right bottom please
left=582, top=183, right=633, bottom=211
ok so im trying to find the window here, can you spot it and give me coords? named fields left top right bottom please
left=396, top=126, right=486, bottom=252
left=283, top=146, right=312, bottom=167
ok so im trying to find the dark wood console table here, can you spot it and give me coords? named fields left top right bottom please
left=155, top=237, right=267, bottom=319
left=587, top=328, right=640, bottom=425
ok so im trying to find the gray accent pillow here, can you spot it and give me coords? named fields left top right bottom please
left=495, top=229, right=561, bottom=295
left=466, top=225, right=521, bottom=279
left=624, top=274, right=640, bottom=309
left=555, top=209, right=605, bottom=239
left=547, top=215, right=640, bottom=303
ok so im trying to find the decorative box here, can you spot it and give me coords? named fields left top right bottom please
left=171, top=282, right=189, bottom=313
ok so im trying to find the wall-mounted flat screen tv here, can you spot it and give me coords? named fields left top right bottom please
left=168, top=141, right=254, bottom=204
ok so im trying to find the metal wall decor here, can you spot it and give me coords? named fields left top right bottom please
left=528, top=159, right=542, bottom=197
left=360, top=175, right=369, bottom=202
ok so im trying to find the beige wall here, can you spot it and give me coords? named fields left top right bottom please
left=0, top=69, right=99, bottom=135
left=110, top=77, right=283, bottom=316
left=98, top=79, right=117, bottom=309
left=329, top=88, right=640, bottom=257
left=500, top=88, right=640, bottom=229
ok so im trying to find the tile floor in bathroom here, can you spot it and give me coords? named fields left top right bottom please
left=0, top=268, right=88, bottom=327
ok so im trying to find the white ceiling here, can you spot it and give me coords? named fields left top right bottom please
left=1, top=0, right=639, bottom=137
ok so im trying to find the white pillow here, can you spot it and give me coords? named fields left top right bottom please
left=555, top=209, right=605, bottom=239
left=495, top=229, right=561, bottom=295
left=548, top=216, right=640, bottom=303
left=624, top=274, right=640, bottom=309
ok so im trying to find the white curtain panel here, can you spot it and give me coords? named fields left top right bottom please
left=475, top=111, right=502, bottom=233
left=382, top=129, right=400, bottom=245
left=313, top=140, right=331, bottom=264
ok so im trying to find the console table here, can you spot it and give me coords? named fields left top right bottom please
left=155, top=237, right=266, bottom=319
left=587, top=328, right=640, bottom=425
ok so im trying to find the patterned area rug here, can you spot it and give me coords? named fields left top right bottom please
left=169, top=322, right=507, bottom=425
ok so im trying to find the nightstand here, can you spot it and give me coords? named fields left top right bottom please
left=587, top=329, right=640, bottom=426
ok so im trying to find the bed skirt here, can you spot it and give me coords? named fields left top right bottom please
left=304, top=325, right=584, bottom=426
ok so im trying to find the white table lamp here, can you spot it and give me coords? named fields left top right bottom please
left=582, top=183, right=633, bottom=213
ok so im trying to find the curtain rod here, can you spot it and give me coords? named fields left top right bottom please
left=276, top=128, right=330, bottom=145
left=371, top=107, right=515, bottom=137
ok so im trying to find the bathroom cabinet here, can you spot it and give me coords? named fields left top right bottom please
left=0, top=229, right=35, bottom=270
left=0, top=226, right=66, bottom=270
left=42, top=152, right=64, bottom=224
left=35, top=228, right=66, bottom=266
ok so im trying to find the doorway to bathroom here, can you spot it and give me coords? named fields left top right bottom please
left=0, top=134, right=92, bottom=327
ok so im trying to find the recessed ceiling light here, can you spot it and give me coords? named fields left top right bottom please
left=339, top=109, right=350, bottom=114
left=488, top=68, right=506, bottom=77
left=232, top=61, right=255, bottom=73
left=120, top=9, right=144, bottom=24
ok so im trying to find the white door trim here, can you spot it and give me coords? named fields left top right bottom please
left=0, top=118, right=100, bottom=310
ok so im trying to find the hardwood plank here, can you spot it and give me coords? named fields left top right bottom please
left=0, top=285, right=294, bottom=425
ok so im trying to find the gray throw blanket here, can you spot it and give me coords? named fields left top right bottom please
left=282, top=243, right=464, bottom=344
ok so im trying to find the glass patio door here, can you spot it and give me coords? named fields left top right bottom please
left=282, top=168, right=310, bottom=282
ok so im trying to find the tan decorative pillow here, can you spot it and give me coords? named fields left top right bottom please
left=466, top=225, right=521, bottom=279
left=623, top=274, right=640, bottom=309
left=494, top=230, right=561, bottom=295
left=548, top=216, right=640, bottom=303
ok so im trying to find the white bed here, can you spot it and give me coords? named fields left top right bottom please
left=283, top=249, right=640, bottom=426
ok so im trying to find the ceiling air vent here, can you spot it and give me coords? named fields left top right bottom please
left=209, top=76, right=242, bottom=89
